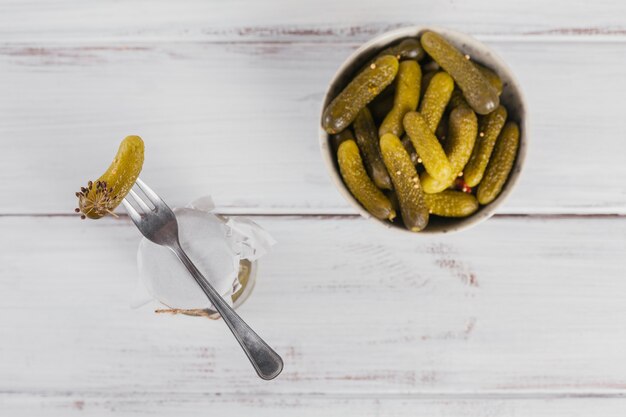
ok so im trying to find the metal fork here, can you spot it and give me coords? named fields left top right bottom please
left=122, top=178, right=283, bottom=380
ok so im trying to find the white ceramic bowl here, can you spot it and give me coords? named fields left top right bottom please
left=319, top=26, right=528, bottom=235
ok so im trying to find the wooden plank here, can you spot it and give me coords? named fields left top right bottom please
left=2, top=0, right=626, bottom=43
left=1, top=41, right=625, bottom=215
left=1, top=394, right=626, bottom=417
left=1, top=215, right=625, bottom=396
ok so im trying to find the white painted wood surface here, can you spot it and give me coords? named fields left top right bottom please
left=1, top=0, right=626, bottom=415
left=2, top=396, right=626, bottom=417
left=1, top=216, right=626, bottom=411
left=2, top=40, right=626, bottom=214
left=3, top=0, right=626, bottom=42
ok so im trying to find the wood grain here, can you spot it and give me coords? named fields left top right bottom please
left=1, top=216, right=625, bottom=400
left=2, top=1, right=625, bottom=414
left=1, top=41, right=626, bottom=215
left=2, top=395, right=626, bottom=417
left=2, top=0, right=626, bottom=42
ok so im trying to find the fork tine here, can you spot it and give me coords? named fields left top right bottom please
left=135, top=178, right=162, bottom=207
left=122, top=198, right=143, bottom=226
left=128, top=189, right=152, bottom=212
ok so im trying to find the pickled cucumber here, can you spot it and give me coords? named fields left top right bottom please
left=385, top=190, right=400, bottom=212
left=477, top=122, right=520, bottom=205
left=421, top=106, right=478, bottom=193
left=422, top=60, right=440, bottom=73
left=379, top=133, right=429, bottom=232
left=418, top=71, right=454, bottom=133
left=424, top=190, right=479, bottom=217
left=420, top=70, right=436, bottom=101
left=337, top=140, right=396, bottom=220
left=448, top=89, right=470, bottom=110
left=421, top=31, right=499, bottom=115
left=464, top=105, right=508, bottom=187
left=354, top=107, right=392, bottom=190
left=371, top=38, right=425, bottom=64
left=330, top=128, right=355, bottom=153
left=76, top=135, right=144, bottom=219
left=401, top=135, right=419, bottom=165
left=369, top=84, right=396, bottom=122
left=322, top=55, right=399, bottom=134
left=475, top=63, right=503, bottom=96
left=435, top=115, right=449, bottom=140
left=379, top=60, right=421, bottom=137
left=403, top=111, right=452, bottom=182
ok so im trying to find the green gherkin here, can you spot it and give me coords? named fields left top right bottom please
left=475, top=63, right=503, bottom=95
left=337, top=140, right=396, bottom=220
left=420, top=70, right=437, bottom=101
left=322, top=55, right=399, bottom=134
left=424, top=190, right=479, bottom=217
left=330, top=128, right=355, bottom=153
left=403, top=111, right=452, bottom=182
left=448, top=89, right=470, bottom=110
left=77, top=135, right=144, bottom=219
left=379, top=60, right=421, bottom=138
left=369, top=84, right=396, bottom=123
left=380, top=133, right=429, bottom=232
left=464, top=105, right=508, bottom=187
left=421, top=31, right=499, bottom=115
left=418, top=71, right=454, bottom=133
left=477, top=122, right=520, bottom=205
left=401, top=135, right=419, bottom=165
left=421, top=106, right=478, bottom=193
left=354, top=107, right=392, bottom=190
left=448, top=68, right=501, bottom=111
left=369, top=38, right=425, bottom=66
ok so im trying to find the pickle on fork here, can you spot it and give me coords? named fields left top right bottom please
left=76, top=135, right=144, bottom=219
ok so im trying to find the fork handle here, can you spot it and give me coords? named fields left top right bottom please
left=169, top=245, right=284, bottom=380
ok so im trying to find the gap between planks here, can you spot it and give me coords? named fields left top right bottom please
left=0, top=391, right=625, bottom=400
left=0, top=213, right=625, bottom=219
left=4, top=34, right=626, bottom=46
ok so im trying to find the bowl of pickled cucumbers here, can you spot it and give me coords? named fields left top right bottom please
left=320, top=27, right=527, bottom=234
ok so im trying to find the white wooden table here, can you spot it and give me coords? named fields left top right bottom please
left=2, top=1, right=626, bottom=415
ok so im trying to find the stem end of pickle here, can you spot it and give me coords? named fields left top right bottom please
left=76, top=135, right=144, bottom=220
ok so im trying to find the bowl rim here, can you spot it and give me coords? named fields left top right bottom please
left=318, top=25, right=529, bottom=235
